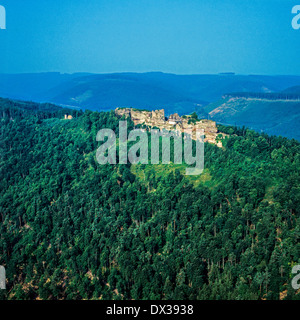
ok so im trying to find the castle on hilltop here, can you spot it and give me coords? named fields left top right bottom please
left=115, top=108, right=223, bottom=147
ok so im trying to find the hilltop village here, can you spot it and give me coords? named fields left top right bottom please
left=115, top=108, right=223, bottom=147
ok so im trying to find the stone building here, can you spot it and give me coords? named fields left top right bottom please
left=115, top=108, right=224, bottom=146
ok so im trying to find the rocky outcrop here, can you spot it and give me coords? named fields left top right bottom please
left=115, top=108, right=223, bottom=146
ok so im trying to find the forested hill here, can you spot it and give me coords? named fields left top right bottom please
left=223, top=92, right=300, bottom=100
left=0, top=98, right=299, bottom=300
left=205, top=96, right=300, bottom=140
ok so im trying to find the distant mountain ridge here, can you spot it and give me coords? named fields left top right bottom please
left=205, top=96, right=300, bottom=140
left=0, top=72, right=300, bottom=140
left=1, top=72, right=300, bottom=115
left=223, top=92, right=300, bottom=100
left=282, top=85, right=300, bottom=94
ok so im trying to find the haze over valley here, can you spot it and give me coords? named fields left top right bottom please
left=0, top=72, right=299, bottom=140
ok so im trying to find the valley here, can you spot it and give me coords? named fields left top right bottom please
left=0, top=72, right=299, bottom=141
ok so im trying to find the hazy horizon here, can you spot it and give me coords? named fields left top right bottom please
left=1, top=71, right=300, bottom=77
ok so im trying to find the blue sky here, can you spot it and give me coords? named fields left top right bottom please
left=0, top=0, right=299, bottom=74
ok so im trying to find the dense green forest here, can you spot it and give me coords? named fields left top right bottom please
left=0, top=97, right=299, bottom=300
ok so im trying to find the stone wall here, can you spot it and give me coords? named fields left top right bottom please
left=115, top=108, right=223, bottom=146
